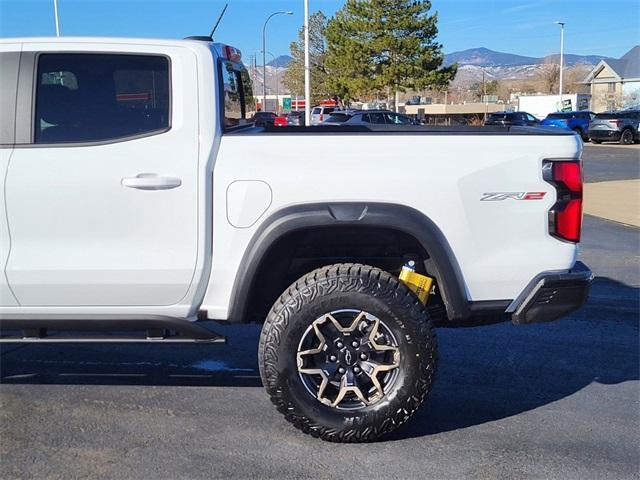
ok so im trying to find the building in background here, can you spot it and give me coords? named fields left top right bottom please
left=583, top=46, right=640, bottom=112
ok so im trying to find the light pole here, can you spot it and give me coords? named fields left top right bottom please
left=556, top=21, right=565, bottom=103
left=262, top=51, right=280, bottom=111
left=262, top=11, right=292, bottom=111
left=53, top=0, right=60, bottom=36
left=304, top=0, right=311, bottom=125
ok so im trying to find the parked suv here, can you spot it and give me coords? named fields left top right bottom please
left=541, top=111, right=595, bottom=141
left=310, top=105, right=336, bottom=125
left=588, top=110, right=640, bottom=145
left=322, top=109, right=417, bottom=126
left=485, top=111, right=539, bottom=126
left=252, top=111, right=277, bottom=127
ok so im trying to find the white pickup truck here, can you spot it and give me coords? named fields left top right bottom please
left=0, top=37, right=592, bottom=442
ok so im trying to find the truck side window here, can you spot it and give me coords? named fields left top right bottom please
left=35, top=53, right=170, bottom=144
left=221, top=61, right=254, bottom=130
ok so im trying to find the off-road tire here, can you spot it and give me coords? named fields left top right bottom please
left=258, top=263, right=437, bottom=442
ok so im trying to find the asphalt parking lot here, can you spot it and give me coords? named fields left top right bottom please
left=583, top=143, right=640, bottom=183
left=1, top=145, right=638, bottom=479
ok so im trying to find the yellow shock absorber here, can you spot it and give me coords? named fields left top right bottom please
left=398, top=261, right=434, bottom=305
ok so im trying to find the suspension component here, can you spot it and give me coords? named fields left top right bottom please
left=398, top=261, right=434, bottom=304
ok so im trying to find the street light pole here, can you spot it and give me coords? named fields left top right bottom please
left=53, top=0, right=60, bottom=36
left=304, top=0, right=311, bottom=126
left=262, top=11, right=292, bottom=111
left=556, top=21, right=565, bottom=103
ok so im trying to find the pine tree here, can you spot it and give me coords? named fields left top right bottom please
left=283, top=11, right=332, bottom=105
left=325, top=0, right=457, bottom=107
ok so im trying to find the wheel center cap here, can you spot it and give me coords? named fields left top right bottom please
left=342, top=349, right=356, bottom=366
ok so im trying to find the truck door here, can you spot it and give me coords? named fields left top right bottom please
left=5, top=47, right=200, bottom=306
left=0, top=46, right=20, bottom=306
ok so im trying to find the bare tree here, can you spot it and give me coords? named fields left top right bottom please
left=533, top=63, right=591, bottom=95
left=535, top=63, right=560, bottom=94
left=564, top=64, right=591, bottom=94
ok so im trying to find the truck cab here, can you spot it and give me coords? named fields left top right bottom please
left=0, top=37, right=252, bottom=319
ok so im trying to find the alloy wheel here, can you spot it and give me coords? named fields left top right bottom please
left=296, top=309, right=400, bottom=410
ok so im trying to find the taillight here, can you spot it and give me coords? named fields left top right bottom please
left=543, top=160, right=583, bottom=242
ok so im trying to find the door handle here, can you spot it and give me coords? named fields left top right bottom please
left=121, top=173, right=182, bottom=191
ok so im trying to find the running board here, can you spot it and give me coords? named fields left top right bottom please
left=0, top=318, right=226, bottom=344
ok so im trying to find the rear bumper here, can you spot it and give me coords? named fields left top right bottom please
left=589, top=129, right=620, bottom=140
left=506, top=262, right=593, bottom=325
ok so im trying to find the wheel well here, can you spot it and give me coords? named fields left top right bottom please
left=241, top=226, right=445, bottom=323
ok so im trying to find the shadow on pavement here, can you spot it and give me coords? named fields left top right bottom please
left=1, top=277, right=638, bottom=439
left=394, top=276, right=639, bottom=439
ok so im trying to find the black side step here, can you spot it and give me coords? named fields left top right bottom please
left=0, top=318, right=226, bottom=344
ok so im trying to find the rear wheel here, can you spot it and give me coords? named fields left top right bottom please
left=258, top=263, right=437, bottom=442
left=620, top=129, right=633, bottom=145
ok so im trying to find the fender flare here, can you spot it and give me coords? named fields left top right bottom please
left=227, top=202, right=471, bottom=322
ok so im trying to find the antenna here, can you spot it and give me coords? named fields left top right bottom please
left=184, top=3, right=229, bottom=42
left=210, top=3, right=228, bottom=39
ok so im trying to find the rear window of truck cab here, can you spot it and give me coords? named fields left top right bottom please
left=220, top=60, right=255, bottom=130
left=35, top=53, right=170, bottom=144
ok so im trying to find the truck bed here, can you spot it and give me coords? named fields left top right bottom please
left=228, top=124, right=577, bottom=136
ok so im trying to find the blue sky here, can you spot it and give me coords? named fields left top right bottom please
left=1, top=0, right=638, bottom=61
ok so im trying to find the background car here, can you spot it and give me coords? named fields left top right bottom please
left=253, top=111, right=277, bottom=127
left=310, top=106, right=336, bottom=125
left=484, top=111, right=539, bottom=126
left=286, top=111, right=305, bottom=126
left=588, top=110, right=640, bottom=145
left=321, top=109, right=418, bottom=126
left=540, top=111, right=595, bottom=141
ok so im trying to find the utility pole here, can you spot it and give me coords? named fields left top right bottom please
left=304, top=0, right=311, bottom=126
left=53, top=0, right=60, bottom=36
left=483, top=69, right=488, bottom=122
left=556, top=21, right=565, bottom=103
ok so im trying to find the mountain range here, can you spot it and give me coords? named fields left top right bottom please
left=443, top=47, right=609, bottom=67
left=266, top=55, right=293, bottom=68
left=262, top=48, right=607, bottom=69
left=254, top=47, right=606, bottom=94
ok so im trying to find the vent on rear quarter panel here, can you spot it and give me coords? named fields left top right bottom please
left=542, top=160, right=583, bottom=242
